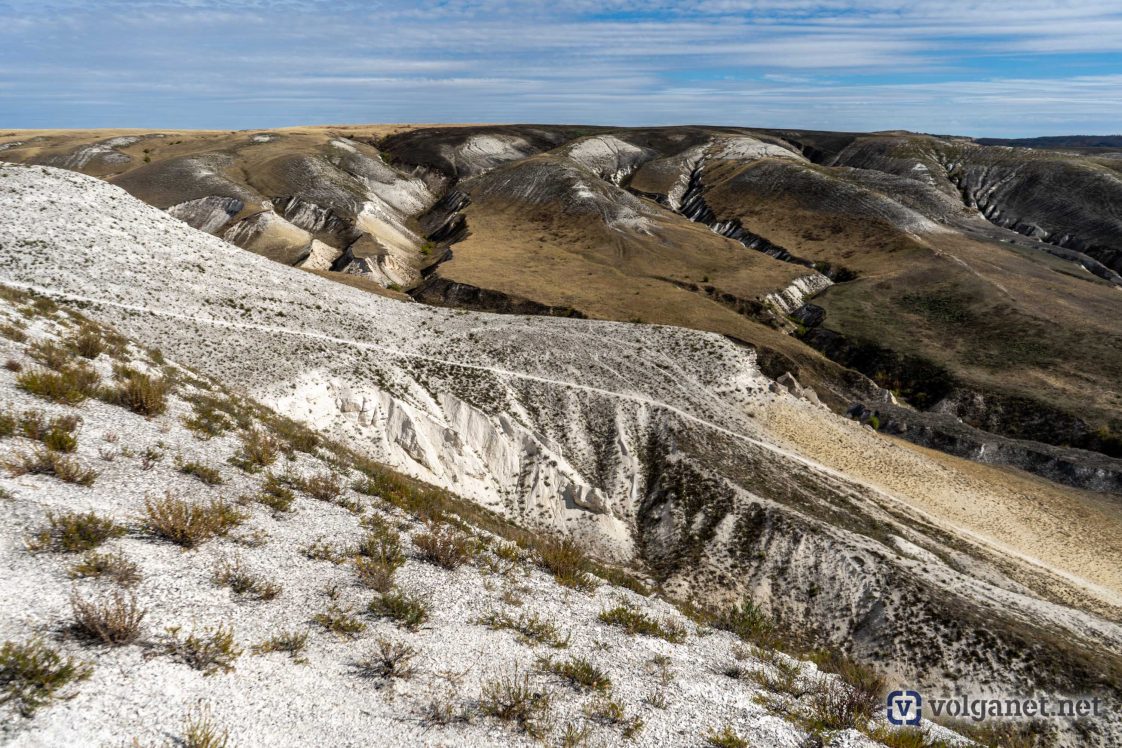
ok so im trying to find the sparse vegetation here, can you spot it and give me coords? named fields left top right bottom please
left=177, top=457, right=224, bottom=485
left=477, top=610, right=569, bottom=648
left=539, top=655, right=610, bottom=691
left=297, top=471, right=342, bottom=502
left=142, top=494, right=245, bottom=547
left=254, top=472, right=296, bottom=512
left=368, top=589, right=429, bottom=631
left=705, top=725, right=749, bottom=748
left=27, top=511, right=123, bottom=552
left=16, top=364, right=100, bottom=405
left=69, top=590, right=146, bottom=646
left=0, top=639, right=92, bottom=716
left=161, top=624, right=242, bottom=675
left=598, top=605, right=687, bottom=643
left=354, top=637, right=417, bottom=681
left=536, top=537, right=595, bottom=590
left=230, top=427, right=279, bottom=473
left=480, top=669, right=552, bottom=739
left=412, top=523, right=474, bottom=569
left=585, top=692, right=644, bottom=738
left=252, top=630, right=309, bottom=663
left=181, top=704, right=229, bottom=748
left=100, top=368, right=169, bottom=416
left=314, top=604, right=367, bottom=638
left=6, top=447, right=97, bottom=485
left=69, top=550, right=141, bottom=586
left=212, top=556, right=281, bottom=600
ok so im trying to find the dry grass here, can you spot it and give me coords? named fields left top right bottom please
left=177, top=458, right=224, bottom=485
left=705, top=725, right=749, bottom=748
left=211, top=556, right=281, bottom=601
left=598, top=605, right=687, bottom=644
left=251, top=630, right=309, bottom=663
left=142, top=494, right=245, bottom=548
left=297, top=471, right=342, bottom=502
left=161, top=624, right=242, bottom=675
left=6, top=447, right=97, bottom=486
left=412, top=523, right=475, bottom=569
left=477, top=610, right=569, bottom=649
left=354, top=637, right=417, bottom=681
left=69, top=550, right=141, bottom=587
left=0, top=639, right=92, bottom=717
left=67, top=327, right=106, bottom=359
left=313, top=604, right=367, bottom=638
left=480, top=669, right=553, bottom=739
left=539, top=655, right=611, bottom=691
left=254, top=473, right=295, bottom=513
left=3, top=409, right=81, bottom=451
left=70, top=590, right=146, bottom=646
left=584, top=693, right=644, bottom=737
left=181, top=705, right=229, bottom=748
left=27, top=511, right=123, bottom=553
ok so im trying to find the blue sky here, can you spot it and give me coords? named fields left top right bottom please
left=2, top=1, right=1121, bottom=136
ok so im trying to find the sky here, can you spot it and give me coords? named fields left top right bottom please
left=1, top=1, right=1121, bottom=136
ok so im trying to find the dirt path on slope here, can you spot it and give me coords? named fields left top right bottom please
left=762, top=399, right=1122, bottom=611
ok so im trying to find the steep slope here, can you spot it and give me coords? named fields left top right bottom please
left=3, top=287, right=919, bottom=748
left=2, top=164, right=1122, bottom=745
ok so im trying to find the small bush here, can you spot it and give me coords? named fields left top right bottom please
left=313, top=604, right=366, bottom=638
left=480, top=669, right=552, bottom=739
left=182, top=704, right=229, bottom=748
left=68, top=328, right=105, bottom=359
left=540, top=655, right=610, bottom=691
left=3, top=358, right=23, bottom=372
left=182, top=394, right=238, bottom=438
left=705, top=725, right=749, bottom=748
left=0, top=323, right=27, bottom=342
left=0, top=639, right=92, bottom=716
left=161, top=624, right=242, bottom=675
left=303, top=538, right=350, bottom=564
left=298, top=471, right=342, bottom=502
left=715, top=598, right=775, bottom=648
left=354, top=637, right=417, bottom=681
left=255, top=473, right=295, bottom=512
left=477, top=610, right=569, bottom=648
left=13, top=410, right=81, bottom=451
left=70, top=590, right=146, bottom=646
left=537, top=538, right=594, bottom=590
left=598, top=605, right=687, bottom=644
left=354, top=556, right=397, bottom=592
left=17, top=364, right=100, bottom=405
left=353, top=523, right=404, bottom=592
left=69, top=550, right=141, bottom=587
left=806, top=673, right=883, bottom=731
left=230, top=428, right=279, bottom=473
left=252, top=630, right=308, bottom=663
left=142, top=494, right=245, bottom=548
left=5, top=448, right=97, bottom=486
left=368, top=589, right=429, bottom=631
left=585, top=693, right=644, bottom=737
left=413, top=524, right=474, bottom=569
left=28, top=511, right=123, bottom=553
left=177, top=458, right=223, bottom=485
left=27, top=340, right=72, bottom=370
left=212, top=557, right=281, bottom=600
left=101, top=369, right=168, bottom=417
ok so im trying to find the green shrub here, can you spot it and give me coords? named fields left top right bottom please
left=537, top=538, right=594, bottom=590
left=28, top=511, right=122, bottom=552
left=68, top=327, right=105, bottom=359
left=0, top=639, right=92, bottom=716
left=212, top=557, right=281, bottom=600
left=705, top=725, right=749, bottom=748
left=539, top=655, right=610, bottom=691
left=17, top=365, right=100, bottom=405
left=480, top=669, right=552, bottom=738
left=252, top=630, right=308, bottom=663
left=369, top=589, right=429, bottom=631
left=354, top=637, right=417, bottom=680
left=181, top=704, right=229, bottom=748
left=413, top=524, right=474, bottom=569
left=255, top=473, right=295, bottom=512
